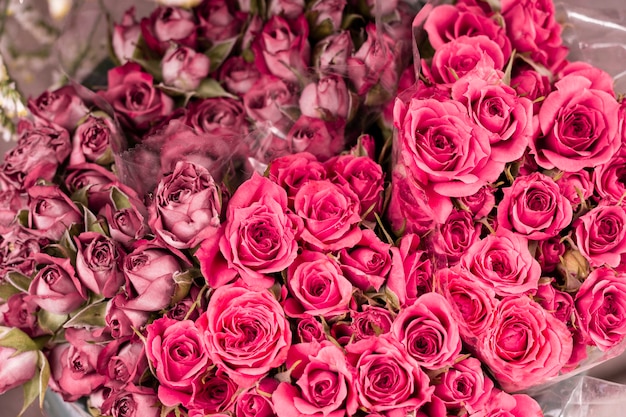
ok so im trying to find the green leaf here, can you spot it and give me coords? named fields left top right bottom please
left=37, top=309, right=69, bottom=334
left=195, top=78, right=238, bottom=100
left=111, top=186, right=132, bottom=210
left=6, top=271, right=32, bottom=293
left=19, top=372, right=39, bottom=417
left=0, top=328, right=38, bottom=352
left=16, top=209, right=29, bottom=227
left=206, top=37, right=238, bottom=73
left=64, top=301, right=107, bottom=329
left=84, top=207, right=108, bottom=235
left=37, top=351, right=50, bottom=408
left=71, top=185, right=90, bottom=207
left=502, top=49, right=516, bottom=86
left=0, top=281, right=20, bottom=300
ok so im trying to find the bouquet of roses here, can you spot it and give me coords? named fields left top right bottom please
left=1, top=0, right=626, bottom=416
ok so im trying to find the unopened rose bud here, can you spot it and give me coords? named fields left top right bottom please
left=557, top=250, right=589, bottom=292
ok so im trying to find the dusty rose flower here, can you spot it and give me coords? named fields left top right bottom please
left=74, top=232, right=125, bottom=298
left=69, top=114, right=117, bottom=166
left=161, top=45, right=211, bottom=91
left=299, top=74, right=350, bottom=120
left=0, top=327, right=38, bottom=395
left=140, top=6, right=197, bottom=54
left=28, top=85, right=88, bottom=131
left=112, top=7, right=141, bottom=64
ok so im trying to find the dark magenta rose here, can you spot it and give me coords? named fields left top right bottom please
left=510, top=65, right=552, bottom=114
left=187, top=368, right=238, bottom=414
left=28, top=85, right=89, bottom=131
left=535, top=278, right=574, bottom=324
left=74, top=231, right=125, bottom=298
left=593, top=150, right=626, bottom=203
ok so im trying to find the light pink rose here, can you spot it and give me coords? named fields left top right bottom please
left=309, top=0, right=345, bottom=30
left=460, top=229, right=541, bottom=297
left=294, top=179, right=362, bottom=251
left=0, top=328, right=38, bottom=395
left=196, top=0, right=245, bottom=43
left=146, top=317, right=210, bottom=407
left=112, top=7, right=141, bottom=64
left=575, top=267, right=626, bottom=352
left=273, top=341, right=357, bottom=417
left=253, top=15, right=310, bottom=82
left=140, top=6, right=197, bottom=54
left=268, top=152, right=326, bottom=207
left=351, top=305, right=393, bottom=341
left=218, top=173, right=302, bottom=289
left=219, top=56, right=260, bottom=95
left=432, top=208, right=482, bottom=265
left=104, top=294, right=150, bottom=339
left=575, top=203, right=626, bottom=268
left=387, top=233, right=433, bottom=308
left=497, top=172, right=573, bottom=240
left=395, top=96, right=503, bottom=198
left=433, top=356, right=494, bottom=414
left=101, top=385, right=161, bottom=417
left=534, top=75, right=620, bottom=172
left=338, top=229, right=392, bottom=291
left=299, top=74, right=350, bottom=120
left=314, top=30, right=354, bottom=75
left=243, top=74, right=297, bottom=130
left=196, top=283, right=291, bottom=387
left=345, top=335, right=434, bottom=417
left=74, top=232, right=125, bottom=298
left=235, top=378, right=279, bottom=417
left=27, top=253, right=87, bottom=314
left=28, top=85, right=88, bottom=131
left=392, top=292, right=462, bottom=370
left=284, top=250, right=353, bottom=318
left=69, top=114, right=117, bottom=166
left=161, top=45, right=211, bottom=91
left=477, top=295, right=573, bottom=392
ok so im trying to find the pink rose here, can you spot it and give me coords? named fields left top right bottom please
left=100, top=187, right=149, bottom=248
left=309, top=0, right=346, bottom=30
left=0, top=327, right=38, bottom=395
left=122, top=242, right=183, bottom=311
left=534, top=75, right=620, bottom=171
left=112, top=7, right=141, bottom=64
left=555, top=170, right=594, bottom=209
left=217, top=173, right=301, bottom=289
left=100, top=63, right=174, bottom=131
left=480, top=390, right=543, bottom=417
left=510, top=65, right=552, bottom=114
left=196, top=283, right=291, bottom=387
left=253, top=15, right=310, bottom=82
left=559, top=61, right=615, bottom=95
left=185, top=97, right=249, bottom=140
left=187, top=368, right=238, bottom=414
left=196, top=0, right=245, bottom=43
left=161, top=45, right=211, bottom=91
left=64, top=162, right=118, bottom=194
left=314, top=30, right=354, bottom=75
left=243, top=74, right=297, bottom=129
left=96, top=339, right=147, bottom=389
left=594, top=150, right=626, bottom=203
left=497, top=172, right=573, bottom=240
left=149, top=161, right=222, bottom=250
left=235, top=378, right=279, bottom=417
left=345, top=335, right=433, bottom=417
left=140, top=6, right=197, bottom=54
left=436, top=267, right=498, bottom=346
left=268, top=152, right=326, bottom=207
left=433, top=356, right=494, bottom=414
left=338, top=229, right=392, bottom=291
left=28, top=253, right=87, bottom=314
left=460, top=229, right=541, bottom=296
left=267, top=0, right=305, bottom=19
left=104, top=294, right=150, bottom=339
left=1, top=293, right=40, bottom=337
left=218, top=56, right=260, bottom=95
left=395, top=97, right=503, bottom=197
left=477, top=295, right=573, bottom=392
left=387, top=233, right=433, bottom=308
left=287, top=116, right=345, bottom=162
left=432, top=208, right=482, bottom=265
left=101, top=385, right=161, bottom=417
left=299, top=74, right=350, bottom=120
left=347, top=24, right=397, bottom=96
left=284, top=250, right=353, bottom=318
left=294, top=179, right=362, bottom=251
left=351, top=305, right=393, bottom=341
left=575, top=267, right=626, bottom=352
left=392, top=292, right=462, bottom=370
left=536, top=278, right=574, bottom=324
left=0, top=229, right=47, bottom=278
left=146, top=317, right=210, bottom=407
left=69, top=114, right=117, bottom=166
left=536, top=237, right=566, bottom=273
left=295, top=316, right=326, bottom=343
left=28, top=85, right=88, bottom=131
left=273, top=341, right=358, bottom=417
left=74, top=232, right=125, bottom=298
left=575, top=203, right=626, bottom=268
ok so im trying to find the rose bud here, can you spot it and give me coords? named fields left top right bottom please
left=308, top=0, right=345, bottom=33
left=387, top=233, right=434, bottom=308
left=69, top=113, right=118, bottom=166
left=97, top=339, right=148, bottom=389
left=557, top=249, right=589, bottom=292
left=27, top=253, right=87, bottom=315
left=187, top=368, right=238, bottom=414
left=313, top=30, right=353, bottom=75
left=536, top=236, right=566, bottom=273
left=287, top=116, right=345, bottom=162
left=243, top=74, right=297, bottom=130
left=26, top=185, right=83, bottom=241
left=433, top=356, right=494, bottom=414
left=536, top=278, right=574, bottom=324
left=300, top=74, right=350, bottom=120
left=218, top=56, right=260, bottom=95
left=161, top=45, right=211, bottom=91
left=1, top=293, right=40, bottom=337
left=295, top=316, right=327, bottom=343
left=196, top=0, right=245, bottom=44
left=112, top=7, right=141, bottom=64
left=101, top=385, right=161, bottom=417
left=101, top=192, right=150, bottom=249
left=74, top=232, right=126, bottom=298
left=0, top=327, right=39, bottom=396
left=105, top=294, right=150, bottom=339
left=28, top=85, right=89, bottom=131
left=140, top=6, right=198, bottom=54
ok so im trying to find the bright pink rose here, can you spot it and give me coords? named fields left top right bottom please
left=432, top=209, right=482, bottom=265
left=295, top=316, right=327, bottom=343
left=0, top=328, right=38, bottom=395
left=338, top=229, right=392, bottom=291
left=594, top=150, right=626, bottom=203
left=273, top=341, right=358, bottom=417
left=97, top=339, right=147, bottom=389
left=122, top=242, right=183, bottom=311
left=285, top=250, right=353, bottom=318
left=555, top=170, right=594, bottom=210
left=314, top=30, right=354, bottom=75
left=299, top=74, right=350, bottom=120
left=395, top=97, right=503, bottom=197
left=69, top=114, right=117, bottom=166
left=460, top=229, right=541, bottom=297
left=235, top=378, right=279, bottom=417
left=294, top=179, right=362, bottom=251
left=536, top=278, right=574, bottom=324
left=149, top=161, right=222, bottom=250
left=436, top=267, right=498, bottom=346
left=188, top=368, right=238, bottom=414
left=101, top=385, right=161, bottom=417
left=268, top=152, right=326, bottom=207
left=351, top=305, right=393, bottom=341
left=218, top=173, right=301, bottom=289
left=575, top=203, right=626, bottom=268
left=534, top=75, right=620, bottom=172
left=104, top=294, right=150, bottom=339
left=559, top=61, right=615, bottom=95
left=427, top=35, right=504, bottom=85
left=536, top=237, right=566, bottom=273
left=480, top=390, right=543, bottom=417
left=74, top=232, right=125, bottom=298
left=575, top=267, right=626, bottom=352
left=28, top=85, right=88, bottom=131
left=146, top=317, right=210, bottom=407
left=392, top=292, right=462, bottom=370
left=100, top=63, right=174, bottom=131
left=196, top=0, right=245, bottom=43
left=219, top=56, right=260, bottom=95
left=510, top=65, right=552, bottom=114
left=161, top=45, right=211, bottom=91
left=197, top=283, right=291, bottom=387
left=253, top=15, right=310, bottom=82
left=457, top=186, right=495, bottom=219
left=112, top=7, right=141, bottom=64
left=345, top=335, right=434, bottom=417
left=497, top=172, right=573, bottom=240
left=27, top=253, right=87, bottom=314
left=387, top=233, right=433, bottom=307
left=433, top=356, right=494, bottom=414
left=140, top=6, right=197, bottom=54
left=477, top=295, right=573, bottom=392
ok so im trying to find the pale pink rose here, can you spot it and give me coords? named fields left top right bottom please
left=161, top=45, right=211, bottom=91
left=218, top=56, right=260, bottom=95
left=345, top=335, right=434, bottom=416
left=252, top=15, right=310, bottom=82
left=27, top=253, right=87, bottom=314
left=339, top=229, right=392, bottom=291
left=497, top=172, right=573, bottom=240
left=28, top=85, right=88, bottom=131
left=273, top=341, right=357, bottom=417
left=575, top=203, right=626, bottom=268
left=392, top=292, right=462, bottom=370
left=294, top=179, right=362, bottom=251
left=140, top=6, right=197, bottom=54
left=460, top=229, right=541, bottom=297
left=112, top=7, right=141, bottom=64
left=96, top=339, right=147, bottom=389
left=196, top=283, right=291, bottom=387
left=146, top=317, right=210, bottom=407
left=433, top=356, right=494, bottom=414
left=267, top=0, right=305, bottom=19
left=267, top=152, right=326, bottom=207
left=287, top=116, right=345, bottom=162
left=69, top=114, right=117, bottom=166
left=104, top=294, right=150, bottom=340
left=536, top=278, right=574, bottom=324
left=575, top=267, right=626, bottom=352
left=218, top=173, right=302, bottom=289
left=0, top=327, right=38, bottom=395
left=74, top=232, right=125, bottom=298
left=299, top=74, right=350, bottom=120
left=432, top=208, right=482, bottom=265
left=196, top=0, right=245, bottom=43
left=235, top=378, right=279, bottom=417
left=284, top=250, right=353, bottom=318
left=477, top=295, right=573, bottom=392
left=534, top=75, right=620, bottom=172
left=101, top=385, right=161, bottom=417
left=314, top=30, right=354, bottom=75
left=387, top=233, right=433, bottom=307
left=351, top=305, right=393, bottom=341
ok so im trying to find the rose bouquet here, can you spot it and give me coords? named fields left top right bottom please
left=1, top=0, right=626, bottom=416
